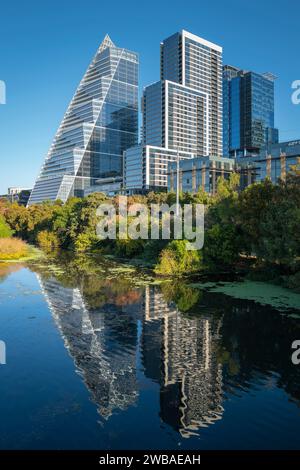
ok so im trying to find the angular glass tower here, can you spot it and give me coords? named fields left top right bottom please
left=28, top=35, right=138, bottom=205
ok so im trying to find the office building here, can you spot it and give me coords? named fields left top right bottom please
left=3, top=187, right=32, bottom=205
left=236, top=139, right=300, bottom=186
left=168, top=156, right=235, bottom=194
left=223, top=65, right=278, bottom=157
left=28, top=35, right=138, bottom=205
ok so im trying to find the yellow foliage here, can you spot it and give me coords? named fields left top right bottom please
left=0, top=238, right=29, bottom=260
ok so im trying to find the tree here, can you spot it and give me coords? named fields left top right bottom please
left=204, top=223, right=241, bottom=270
left=237, top=179, right=278, bottom=255
left=0, top=215, right=13, bottom=238
left=155, top=240, right=203, bottom=276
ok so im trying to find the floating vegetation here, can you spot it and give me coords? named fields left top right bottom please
left=189, top=279, right=300, bottom=312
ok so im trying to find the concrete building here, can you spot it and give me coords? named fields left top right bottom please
left=124, top=145, right=194, bottom=193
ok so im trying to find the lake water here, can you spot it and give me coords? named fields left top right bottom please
left=0, top=254, right=300, bottom=450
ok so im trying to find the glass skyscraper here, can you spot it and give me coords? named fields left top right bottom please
left=28, top=35, right=138, bottom=205
left=223, top=65, right=278, bottom=157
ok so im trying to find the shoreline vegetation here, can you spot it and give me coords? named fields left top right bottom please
left=0, top=214, right=42, bottom=262
left=0, top=238, right=41, bottom=262
left=0, top=165, right=300, bottom=291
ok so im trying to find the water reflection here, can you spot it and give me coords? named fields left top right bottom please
left=38, top=277, right=139, bottom=420
left=142, top=286, right=223, bottom=437
left=29, top=255, right=300, bottom=443
left=36, top=271, right=224, bottom=437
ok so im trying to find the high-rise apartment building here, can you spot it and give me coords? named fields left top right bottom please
left=223, top=65, right=278, bottom=157
left=28, top=35, right=138, bottom=205
left=142, top=30, right=223, bottom=157
left=124, top=30, right=223, bottom=195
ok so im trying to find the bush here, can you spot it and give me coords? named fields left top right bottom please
left=115, top=238, right=145, bottom=258
left=283, top=271, right=300, bottom=292
left=0, top=238, right=29, bottom=260
left=0, top=216, right=13, bottom=238
left=36, top=230, right=60, bottom=251
left=204, top=223, right=241, bottom=270
left=155, top=240, right=202, bottom=276
left=74, top=232, right=98, bottom=252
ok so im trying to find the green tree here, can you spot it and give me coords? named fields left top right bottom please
left=204, top=223, right=241, bottom=270
left=155, top=240, right=202, bottom=276
left=0, top=215, right=13, bottom=238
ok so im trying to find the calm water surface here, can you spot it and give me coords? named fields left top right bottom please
left=0, top=255, right=300, bottom=450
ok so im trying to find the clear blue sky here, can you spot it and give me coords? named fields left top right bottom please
left=0, top=0, right=299, bottom=194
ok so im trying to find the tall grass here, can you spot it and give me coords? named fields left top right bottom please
left=0, top=238, right=29, bottom=260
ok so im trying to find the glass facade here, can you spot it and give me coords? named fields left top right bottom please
left=160, top=32, right=182, bottom=84
left=142, top=82, right=163, bottom=147
left=28, top=35, right=138, bottom=204
left=168, top=156, right=235, bottom=194
left=223, top=65, right=278, bottom=156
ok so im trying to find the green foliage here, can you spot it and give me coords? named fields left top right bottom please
left=0, top=215, right=13, bottom=238
left=2, top=165, right=300, bottom=283
left=237, top=176, right=300, bottom=269
left=115, top=238, right=145, bottom=258
left=216, top=173, right=240, bottom=200
left=237, top=179, right=277, bottom=255
left=155, top=240, right=203, bottom=276
left=36, top=230, right=60, bottom=251
left=74, top=232, right=98, bottom=253
left=204, top=223, right=241, bottom=270
left=160, top=281, right=201, bottom=311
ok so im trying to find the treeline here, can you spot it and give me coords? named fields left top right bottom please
left=1, top=161, right=300, bottom=288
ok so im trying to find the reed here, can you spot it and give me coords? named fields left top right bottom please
left=0, top=238, right=29, bottom=260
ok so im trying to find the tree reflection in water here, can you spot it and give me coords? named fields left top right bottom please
left=28, top=253, right=300, bottom=438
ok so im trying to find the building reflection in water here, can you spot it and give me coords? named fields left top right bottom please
left=37, top=275, right=224, bottom=437
left=143, top=286, right=223, bottom=437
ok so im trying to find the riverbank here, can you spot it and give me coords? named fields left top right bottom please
left=1, top=171, right=300, bottom=289
left=0, top=239, right=42, bottom=263
left=26, top=250, right=300, bottom=313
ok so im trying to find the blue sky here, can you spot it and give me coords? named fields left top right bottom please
left=0, top=0, right=299, bottom=194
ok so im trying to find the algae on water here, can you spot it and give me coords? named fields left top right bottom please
left=189, top=280, right=300, bottom=311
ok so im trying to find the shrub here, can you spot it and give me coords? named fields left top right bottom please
left=0, top=238, right=29, bottom=260
left=115, top=238, right=145, bottom=258
left=36, top=230, right=60, bottom=251
left=0, top=215, right=13, bottom=238
left=74, top=232, right=98, bottom=252
left=283, top=271, right=300, bottom=292
left=203, top=223, right=241, bottom=270
left=155, top=240, right=202, bottom=276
